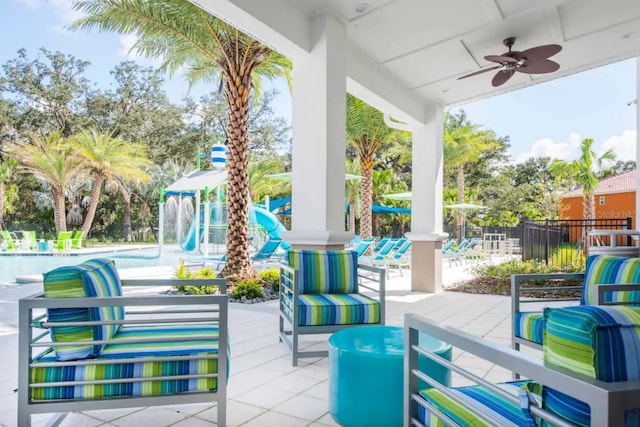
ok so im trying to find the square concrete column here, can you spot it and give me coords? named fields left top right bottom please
left=635, top=57, right=640, bottom=230
left=282, top=15, right=353, bottom=249
left=406, top=104, right=448, bottom=293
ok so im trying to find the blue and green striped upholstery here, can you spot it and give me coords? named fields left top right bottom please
left=288, top=249, right=358, bottom=294
left=297, top=293, right=380, bottom=326
left=43, top=258, right=124, bottom=361
left=418, top=380, right=537, bottom=427
left=542, top=305, right=640, bottom=426
left=30, top=324, right=222, bottom=400
left=513, top=312, right=545, bottom=345
left=582, top=255, right=640, bottom=305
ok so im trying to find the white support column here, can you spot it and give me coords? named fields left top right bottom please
left=635, top=57, right=640, bottom=230
left=282, top=14, right=353, bottom=249
left=405, top=104, right=448, bottom=293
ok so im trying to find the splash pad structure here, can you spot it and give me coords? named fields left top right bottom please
left=157, top=145, right=288, bottom=258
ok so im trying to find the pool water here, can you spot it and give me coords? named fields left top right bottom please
left=0, top=246, right=203, bottom=285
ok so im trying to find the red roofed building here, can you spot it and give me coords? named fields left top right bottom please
left=559, top=170, right=636, bottom=229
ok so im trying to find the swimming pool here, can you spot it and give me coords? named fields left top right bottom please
left=0, top=246, right=203, bottom=285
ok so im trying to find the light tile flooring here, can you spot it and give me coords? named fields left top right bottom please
left=0, top=262, right=526, bottom=427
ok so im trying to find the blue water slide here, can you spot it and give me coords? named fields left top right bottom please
left=180, top=220, right=198, bottom=251
left=253, top=206, right=290, bottom=249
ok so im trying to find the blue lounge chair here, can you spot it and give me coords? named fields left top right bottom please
left=252, top=238, right=283, bottom=266
left=353, top=240, right=373, bottom=258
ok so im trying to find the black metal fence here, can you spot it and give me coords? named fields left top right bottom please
left=521, top=218, right=633, bottom=267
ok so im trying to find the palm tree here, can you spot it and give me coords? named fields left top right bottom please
left=3, top=131, right=81, bottom=232
left=0, top=157, right=17, bottom=229
left=72, top=0, right=291, bottom=283
left=550, top=138, right=615, bottom=221
left=443, top=112, right=498, bottom=238
left=346, top=94, right=395, bottom=240
left=68, top=128, right=151, bottom=236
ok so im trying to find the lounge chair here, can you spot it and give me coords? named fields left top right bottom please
left=52, top=231, right=73, bottom=251
left=21, top=231, right=37, bottom=250
left=252, top=238, right=283, bottom=266
left=1, top=230, right=21, bottom=250
left=71, top=230, right=84, bottom=249
left=353, top=240, right=373, bottom=258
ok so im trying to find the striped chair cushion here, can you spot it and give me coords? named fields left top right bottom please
left=288, top=249, right=358, bottom=294
left=542, top=305, right=640, bottom=426
left=30, top=324, right=222, bottom=400
left=513, top=312, right=545, bottom=345
left=418, top=380, right=537, bottom=427
left=297, top=293, right=380, bottom=326
left=43, top=258, right=124, bottom=361
left=582, top=255, right=640, bottom=305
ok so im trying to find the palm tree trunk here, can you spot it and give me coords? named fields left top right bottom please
left=53, top=190, right=67, bottom=233
left=220, top=70, right=256, bottom=284
left=81, top=173, right=105, bottom=237
left=359, top=155, right=374, bottom=241
left=0, top=182, right=4, bottom=229
left=121, top=187, right=133, bottom=242
left=456, top=165, right=465, bottom=238
left=349, top=186, right=356, bottom=233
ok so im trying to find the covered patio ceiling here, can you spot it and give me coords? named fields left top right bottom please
left=195, top=0, right=640, bottom=122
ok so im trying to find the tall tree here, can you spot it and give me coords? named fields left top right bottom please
left=69, top=128, right=151, bottom=236
left=346, top=94, right=395, bottom=240
left=3, top=131, right=81, bottom=232
left=550, top=138, right=615, bottom=220
left=443, top=111, right=499, bottom=237
left=0, top=48, right=90, bottom=136
left=72, top=0, right=291, bottom=283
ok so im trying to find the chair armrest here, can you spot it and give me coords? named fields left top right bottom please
left=511, top=273, right=584, bottom=315
left=121, top=278, right=227, bottom=294
left=597, top=283, right=640, bottom=305
left=358, top=263, right=386, bottom=322
left=405, top=313, right=640, bottom=427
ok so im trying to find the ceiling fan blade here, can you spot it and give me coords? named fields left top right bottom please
left=520, top=44, right=562, bottom=60
left=492, top=69, right=515, bottom=87
left=457, top=65, right=502, bottom=80
left=518, top=59, right=560, bottom=74
left=484, top=55, right=517, bottom=64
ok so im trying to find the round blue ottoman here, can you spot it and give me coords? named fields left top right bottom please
left=328, top=325, right=451, bottom=427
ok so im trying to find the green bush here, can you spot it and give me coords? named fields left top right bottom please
left=462, top=258, right=584, bottom=296
left=260, top=268, right=280, bottom=293
left=173, top=260, right=218, bottom=295
left=550, top=245, right=585, bottom=270
left=230, top=280, right=265, bottom=300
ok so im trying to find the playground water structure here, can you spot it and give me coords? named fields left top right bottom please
left=179, top=204, right=289, bottom=252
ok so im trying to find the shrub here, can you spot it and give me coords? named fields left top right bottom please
left=457, top=258, right=584, bottom=296
left=260, top=268, right=280, bottom=293
left=230, top=280, right=265, bottom=300
left=173, top=260, right=218, bottom=295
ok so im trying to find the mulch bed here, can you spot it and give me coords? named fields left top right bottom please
left=447, top=278, right=583, bottom=298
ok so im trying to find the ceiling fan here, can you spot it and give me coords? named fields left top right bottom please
left=458, top=37, right=562, bottom=87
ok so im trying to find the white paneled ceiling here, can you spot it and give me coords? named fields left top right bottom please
left=287, top=0, right=640, bottom=107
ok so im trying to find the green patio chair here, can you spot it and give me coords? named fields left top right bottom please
left=52, top=231, right=73, bottom=251
left=71, top=230, right=84, bottom=249
left=22, top=230, right=37, bottom=250
left=1, top=230, right=20, bottom=250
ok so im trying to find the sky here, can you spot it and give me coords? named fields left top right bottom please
left=1, top=0, right=637, bottom=165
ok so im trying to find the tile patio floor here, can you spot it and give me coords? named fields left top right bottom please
left=0, top=261, right=527, bottom=427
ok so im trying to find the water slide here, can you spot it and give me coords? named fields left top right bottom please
left=180, top=206, right=289, bottom=251
left=252, top=206, right=290, bottom=249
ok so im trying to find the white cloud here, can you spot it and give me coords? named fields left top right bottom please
left=515, top=132, right=582, bottom=162
left=118, top=34, right=163, bottom=67
left=16, top=0, right=85, bottom=33
left=516, top=130, right=637, bottom=164
left=601, top=129, right=637, bottom=162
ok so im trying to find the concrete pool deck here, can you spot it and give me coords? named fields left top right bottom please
left=0, top=259, right=522, bottom=427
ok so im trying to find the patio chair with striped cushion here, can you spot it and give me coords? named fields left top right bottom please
left=278, top=249, right=386, bottom=366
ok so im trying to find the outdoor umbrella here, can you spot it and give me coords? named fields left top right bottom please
left=443, top=202, right=488, bottom=238
left=381, top=191, right=412, bottom=201
left=265, top=172, right=362, bottom=181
